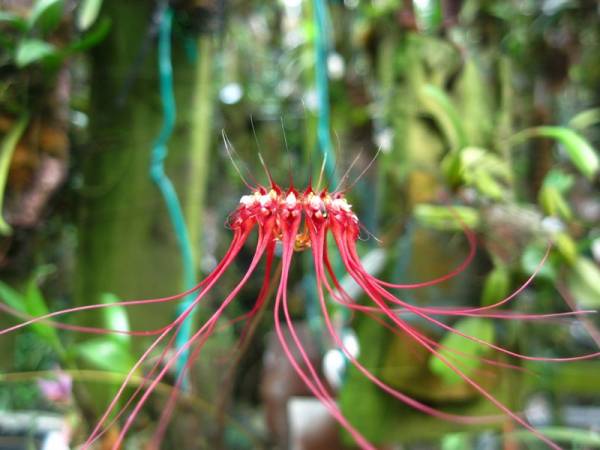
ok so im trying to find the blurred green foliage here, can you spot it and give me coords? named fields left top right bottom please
left=0, top=0, right=599, bottom=448
left=0, top=0, right=108, bottom=70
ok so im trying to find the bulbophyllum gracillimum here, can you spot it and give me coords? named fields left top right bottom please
left=1, top=175, right=599, bottom=450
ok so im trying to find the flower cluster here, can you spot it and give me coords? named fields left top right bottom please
left=2, top=181, right=597, bottom=450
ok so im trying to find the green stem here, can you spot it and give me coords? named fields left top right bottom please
left=177, top=36, right=214, bottom=379
left=185, top=36, right=213, bottom=270
left=510, top=427, right=600, bottom=446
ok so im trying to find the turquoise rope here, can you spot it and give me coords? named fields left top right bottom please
left=313, top=0, right=337, bottom=183
left=312, top=0, right=354, bottom=366
left=307, top=0, right=347, bottom=335
left=150, top=7, right=197, bottom=386
left=304, top=0, right=336, bottom=336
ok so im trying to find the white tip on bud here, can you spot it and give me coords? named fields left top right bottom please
left=259, top=194, right=272, bottom=207
left=332, top=198, right=352, bottom=212
left=309, top=195, right=323, bottom=211
left=240, top=195, right=254, bottom=206
left=285, top=192, right=297, bottom=209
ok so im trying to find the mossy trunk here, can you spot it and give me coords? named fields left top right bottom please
left=75, top=1, right=198, bottom=331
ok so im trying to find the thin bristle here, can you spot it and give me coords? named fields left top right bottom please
left=221, top=129, right=254, bottom=189
left=344, top=147, right=382, bottom=192
left=280, top=117, right=294, bottom=187
left=316, top=154, right=327, bottom=192
left=249, top=115, right=261, bottom=152
left=334, top=151, right=362, bottom=192
left=257, top=151, right=275, bottom=187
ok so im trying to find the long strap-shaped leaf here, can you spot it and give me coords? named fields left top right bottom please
left=512, top=126, right=599, bottom=179
left=0, top=114, right=29, bottom=235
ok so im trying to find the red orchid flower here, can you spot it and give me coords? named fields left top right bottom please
left=1, top=176, right=598, bottom=450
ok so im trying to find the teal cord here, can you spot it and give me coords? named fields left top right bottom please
left=312, top=0, right=354, bottom=363
left=308, top=0, right=349, bottom=337
left=150, top=7, right=197, bottom=386
left=313, top=0, right=337, bottom=183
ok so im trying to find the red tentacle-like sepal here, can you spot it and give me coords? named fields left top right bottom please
left=1, top=183, right=596, bottom=450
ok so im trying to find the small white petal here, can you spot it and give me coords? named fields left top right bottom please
left=259, top=195, right=272, bottom=207
left=240, top=195, right=254, bottom=206
left=309, top=195, right=323, bottom=210
left=285, top=192, right=297, bottom=208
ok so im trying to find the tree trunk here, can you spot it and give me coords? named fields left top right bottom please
left=75, top=0, right=197, bottom=330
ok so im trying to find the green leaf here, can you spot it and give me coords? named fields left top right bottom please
left=429, top=317, right=494, bottom=384
left=28, top=0, right=64, bottom=34
left=514, top=126, right=599, bottom=179
left=568, top=108, right=600, bottom=131
left=441, top=152, right=463, bottom=186
left=456, top=60, right=494, bottom=147
left=23, top=275, right=61, bottom=351
left=100, top=293, right=130, bottom=347
left=339, top=317, right=506, bottom=444
left=73, top=294, right=133, bottom=373
left=567, top=257, right=600, bottom=308
left=76, top=0, right=103, bottom=31
left=539, top=169, right=574, bottom=220
left=414, top=204, right=480, bottom=230
left=72, top=292, right=133, bottom=373
left=0, top=280, right=25, bottom=311
left=481, top=266, right=510, bottom=306
left=521, top=244, right=556, bottom=280
left=0, top=266, right=62, bottom=354
left=15, top=39, right=57, bottom=67
left=0, top=114, right=29, bottom=235
left=419, top=84, right=468, bottom=152
left=510, top=426, right=600, bottom=446
left=0, top=293, right=65, bottom=361
left=536, top=126, right=599, bottom=179
left=542, top=169, right=574, bottom=193
left=442, top=433, right=471, bottom=450
left=473, top=171, right=505, bottom=200
left=444, top=147, right=510, bottom=195
left=0, top=12, right=27, bottom=31
left=68, top=17, right=111, bottom=53
left=74, top=337, right=134, bottom=373
left=412, top=0, right=442, bottom=33
left=539, top=185, right=572, bottom=220
left=554, top=233, right=577, bottom=265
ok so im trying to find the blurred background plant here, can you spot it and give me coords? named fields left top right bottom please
left=0, top=0, right=599, bottom=449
